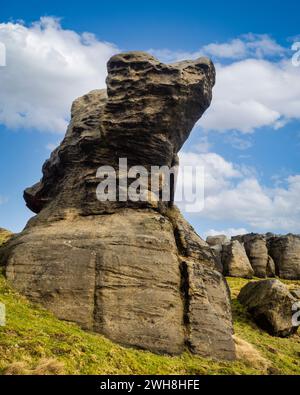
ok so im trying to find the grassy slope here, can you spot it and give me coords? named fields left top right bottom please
left=0, top=230, right=300, bottom=375
left=227, top=277, right=300, bottom=375
left=1, top=275, right=300, bottom=374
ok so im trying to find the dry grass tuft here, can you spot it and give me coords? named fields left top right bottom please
left=234, top=335, right=270, bottom=372
left=3, top=358, right=65, bottom=375
left=3, top=361, right=29, bottom=375
left=33, top=358, right=65, bottom=375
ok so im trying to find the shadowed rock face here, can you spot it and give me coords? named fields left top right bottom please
left=222, top=240, right=254, bottom=279
left=233, top=234, right=275, bottom=278
left=268, top=235, right=300, bottom=280
left=238, top=279, right=299, bottom=337
left=0, top=52, right=236, bottom=360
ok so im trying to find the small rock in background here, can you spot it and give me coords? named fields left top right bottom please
left=206, top=235, right=229, bottom=274
left=268, top=235, right=300, bottom=280
left=222, top=240, right=254, bottom=279
left=238, top=279, right=300, bottom=337
left=206, top=235, right=229, bottom=246
left=243, top=234, right=275, bottom=278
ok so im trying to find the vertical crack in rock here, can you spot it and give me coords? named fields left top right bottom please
left=179, top=261, right=191, bottom=347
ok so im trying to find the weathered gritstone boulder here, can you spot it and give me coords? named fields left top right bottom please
left=238, top=279, right=299, bottom=337
left=0, top=52, right=236, bottom=360
left=234, top=234, right=275, bottom=278
left=222, top=240, right=254, bottom=279
left=206, top=235, right=229, bottom=274
left=268, top=235, right=300, bottom=280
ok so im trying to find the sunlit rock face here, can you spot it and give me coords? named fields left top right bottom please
left=0, top=52, right=236, bottom=360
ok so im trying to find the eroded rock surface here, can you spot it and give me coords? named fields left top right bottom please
left=0, top=52, right=236, bottom=360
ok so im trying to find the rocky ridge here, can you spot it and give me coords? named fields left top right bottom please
left=207, top=233, right=300, bottom=280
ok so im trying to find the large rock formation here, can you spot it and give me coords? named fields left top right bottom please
left=0, top=52, right=236, bottom=360
left=238, top=279, right=299, bottom=337
left=268, top=235, right=300, bottom=280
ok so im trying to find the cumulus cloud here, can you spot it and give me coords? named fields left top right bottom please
left=177, top=151, right=300, bottom=233
left=0, top=17, right=118, bottom=132
left=198, top=58, right=300, bottom=133
left=205, top=228, right=249, bottom=239
left=151, top=36, right=300, bottom=135
left=202, top=34, right=286, bottom=60
left=150, top=34, right=286, bottom=63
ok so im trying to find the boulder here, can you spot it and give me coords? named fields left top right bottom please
left=0, top=52, right=235, bottom=360
left=206, top=235, right=229, bottom=246
left=222, top=240, right=254, bottom=278
left=243, top=234, right=274, bottom=278
left=268, top=235, right=300, bottom=279
left=206, top=235, right=230, bottom=274
left=238, top=279, right=299, bottom=337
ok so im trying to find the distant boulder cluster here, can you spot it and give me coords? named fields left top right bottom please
left=207, top=233, right=300, bottom=280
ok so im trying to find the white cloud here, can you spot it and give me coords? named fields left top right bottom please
left=198, top=59, right=300, bottom=133
left=202, top=34, right=286, bottom=60
left=194, top=135, right=212, bottom=153
left=150, top=34, right=286, bottom=63
left=198, top=58, right=300, bottom=133
left=151, top=36, right=300, bottom=135
left=205, top=228, right=248, bottom=239
left=225, top=133, right=253, bottom=150
left=0, top=17, right=118, bottom=132
left=177, top=151, right=300, bottom=233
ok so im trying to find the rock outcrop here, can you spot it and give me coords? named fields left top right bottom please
left=0, top=228, right=13, bottom=256
left=222, top=240, right=254, bottom=279
left=268, top=235, right=300, bottom=280
left=211, top=232, right=300, bottom=280
left=233, top=234, right=275, bottom=278
left=238, top=279, right=299, bottom=337
left=207, top=235, right=229, bottom=246
left=0, top=52, right=236, bottom=360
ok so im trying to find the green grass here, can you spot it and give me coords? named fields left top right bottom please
left=1, top=243, right=300, bottom=374
left=227, top=277, right=300, bottom=375
left=0, top=229, right=12, bottom=245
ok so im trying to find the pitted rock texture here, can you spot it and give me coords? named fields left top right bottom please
left=238, top=279, right=299, bottom=337
left=23, top=52, right=215, bottom=220
left=1, top=52, right=236, bottom=360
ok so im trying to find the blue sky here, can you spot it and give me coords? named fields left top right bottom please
left=0, top=0, right=300, bottom=238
